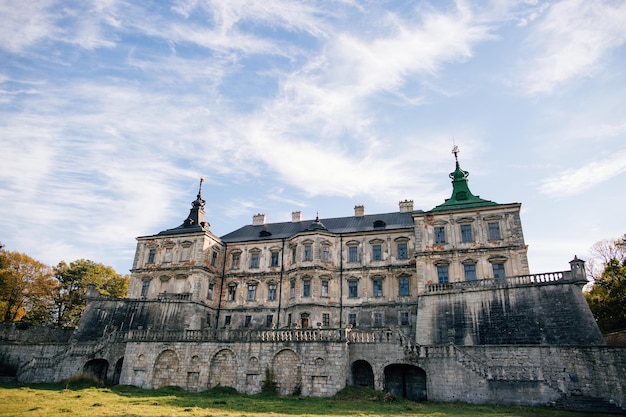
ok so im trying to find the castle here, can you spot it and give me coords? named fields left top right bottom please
left=1, top=151, right=625, bottom=412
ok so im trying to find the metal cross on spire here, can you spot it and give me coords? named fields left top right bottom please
left=452, top=145, right=460, bottom=162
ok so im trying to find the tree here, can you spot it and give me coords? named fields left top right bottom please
left=585, top=235, right=626, bottom=333
left=53, top=259, right=129, bottom=327
left=0, top=250, right=57, bottom=323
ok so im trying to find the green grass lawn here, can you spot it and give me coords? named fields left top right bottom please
left=0, top=381, right=612, bottom=417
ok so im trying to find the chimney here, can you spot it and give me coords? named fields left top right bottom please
left=354, top=205, right=365, bottom=217
left=292, top=211, right=302, bottom=222
left=253, top=213, right=266, bottom=226
left=399, top=200, right=414, bottom=212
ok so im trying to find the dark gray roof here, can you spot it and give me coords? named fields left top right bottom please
left=221, top=210, right=421, bottom=243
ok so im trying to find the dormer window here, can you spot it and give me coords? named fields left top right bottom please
left=373, top=220, right=386, bottom=228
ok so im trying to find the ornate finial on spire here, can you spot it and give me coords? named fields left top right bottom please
left=452, top=145, right=460, bottom=162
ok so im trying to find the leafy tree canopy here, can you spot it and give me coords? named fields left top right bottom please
left=54, top=259, right=128, bottom=327
left=585, top=235, right=626, bottom=334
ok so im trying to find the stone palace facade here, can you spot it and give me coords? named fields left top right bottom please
left=1, top=152, right=624, bottom=412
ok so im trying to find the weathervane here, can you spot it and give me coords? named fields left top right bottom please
left=452, top=145, right=460, bottom=162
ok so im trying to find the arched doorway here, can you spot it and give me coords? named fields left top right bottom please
left=272, top=349, right=301, bottom=395
left=153, top=350, right=179, bottom=388
left=209, top=349, right=237, bottom=388
left=112, top=357, right=124, bottom=385
left=351, top=360, right=374, bottom=388
left=384, top=364, right=427, bottom=401
left=83, top=359, right=109, bottom=382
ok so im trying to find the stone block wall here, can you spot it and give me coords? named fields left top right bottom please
left=120, top=340, right=348, bottom=396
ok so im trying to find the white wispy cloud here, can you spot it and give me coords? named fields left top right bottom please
left=538, top=149, right=626, bottom=197
left=520, top=0, right=626, bottom=95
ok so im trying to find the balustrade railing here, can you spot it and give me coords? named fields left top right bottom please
left=425, top=270, right=570, bottom=293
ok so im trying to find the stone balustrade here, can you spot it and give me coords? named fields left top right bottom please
left=425, top=270, right=569, bottom=293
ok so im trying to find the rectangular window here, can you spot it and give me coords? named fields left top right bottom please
left=268, top=283, right=277, bottom=301
left=232, top=253, right=240, bottom=269
left=290, top=280, right=295, bottom=298
left=348, top=281, right=358, bottom=298
left=488, top=222, right=501, bottom=240
left=437, top=266, right=449, bottom=284
left=322, top=246, right=330, bottom=262
left=373, top=279, right=383, bottom=297
left=372, top=244, right=382, bottom=261
left=321, top=280, right=329, bottom=297
left=250, top=253, right=259, bottom=268
left=400, top=311, right=409, bottom=326
left=373, top=313, right=383, bottom=327
left=304, top=244, right=312, bottom=261
left=348, top=313, right=357, bottom=326
left=399, top=278, right=410, bottom=296
left=207, top=283, right=214, bottom=300
left=245, top=315, right=252, bottom=327
left=211, top=251, right=218, bottom=267
left=291, top=247, right=297, bottom=263
left=270, top=252, right=279, bottom=267
left=147, top=249, right=156, bottom=264
left=164, top=247, right=173, bottom=263
left=493, top=263, right=506, bottom=281
left=224, top=315, right=231, bottom=326
left=141, top=280, right=150, bottom=297
left=247, top=284, right=257, bottom=301
left=464, top=264, right=477, bottom=281
left=461, top=224, right=473, bottom=242
left=266, top=314, right=273, bottom=327
left=348, top=246, right=358, bottom=262
left=228, top=285, right=236, bottom=301
left=303, top=280, right=311, bottom=297
left=287, top=313, right=292, bottom=327
left=397, top=243, right=408, bottom=259
left=434, top=226, right=446, bottom=244
left=322, top=313, right=330, bottom=327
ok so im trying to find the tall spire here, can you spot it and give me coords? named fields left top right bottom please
left=431, top=146, right=497, bottom=212
left=183, top=177, right=208, bottom=229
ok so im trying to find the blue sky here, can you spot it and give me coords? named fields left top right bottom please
left=1, top=0, right=625, bottom=276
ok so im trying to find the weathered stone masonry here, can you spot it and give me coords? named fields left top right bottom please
left=1, top=155, right=625, bottom=413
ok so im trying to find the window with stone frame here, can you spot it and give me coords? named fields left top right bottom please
left=488, top=222, right=502, bottom=240
left=322, top=245, right=331, bottom=262
left=211, top=251, right=218, bottom=267
left=492, top=263, right=506, bottom=281
left=398, top=277, right=410, bottom=296
left=291, top=246, right=297, bottom=263
left=268, top=283, right=277, bottom=301
left=290, top=280, right=296, bottom=298
left=372, top=244, right=382, bottom=261
left=373, top=312, right=383, bottom=327
left=141, top=280, right=150, bottom=297
left=266, top=315, right=273, bottom=327
left=245, top=315, right=252, bottom=327
left=287, top=313, right=292, bottom=327
left=231, top=252, right=241, bottom=269
left=322, top=313, right=330, bottom=327
left=250, top=252, right=260, bottom=268
left=460, top=224, right=473, bottom=242
left=227, top=284, right=237, bottom=301
left=348, top=313, right=357, bottom=326
left=348, top=280, right=358, bottom=298
left=270, top=251, right=279, bottom=267
left=247, top=283, right=257, bottom=301
left=434, top=226, right=446, bottom=244
left=348, top=246, right=358, bottom=262
left=397, top=242, right=408, bottom=259
left=304, top=244, right=312, bottom=261
left=303, top=279, right=311, bottom=297
left=464, top=263, right=477, bottom=281
left=207, top=282, right=214, bottom=300
left=224, top=315, right=231, bottom=326
left=400, top=311, right=409, bottom=326
left=437, top=265, right=449, bottom=284
left=321, top=280, right=329, bottom=297
left=147, top=248, right=156, bottom=264
left=373, top=278, right=383, bottom=297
